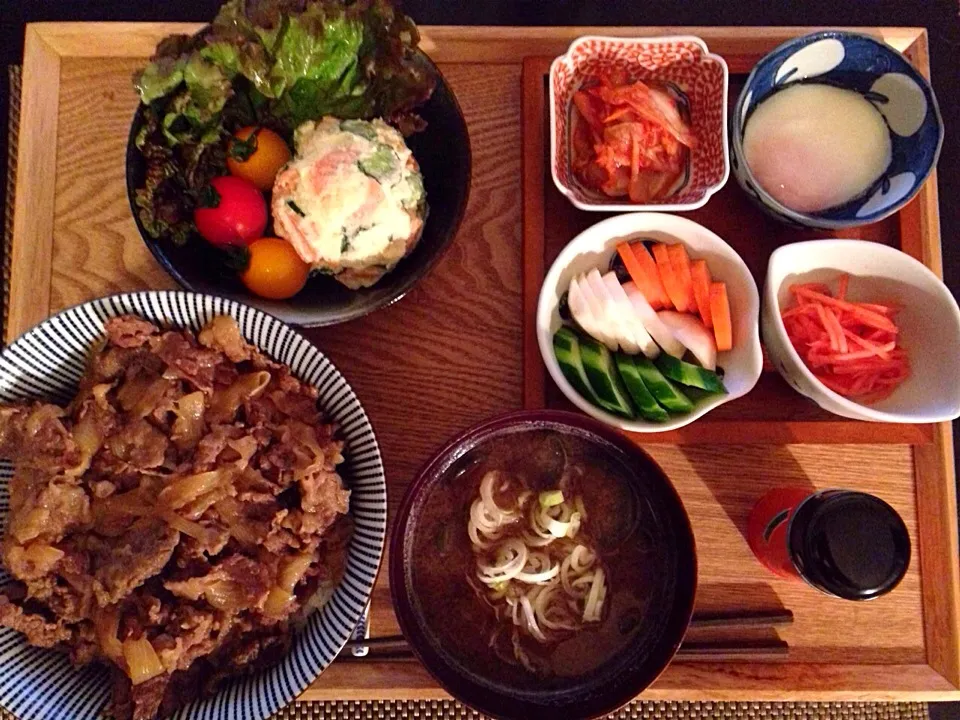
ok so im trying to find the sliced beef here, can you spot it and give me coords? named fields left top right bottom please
left=164, top=555, right=271, bottom=611
left=0, top=595, right=71, bottom=647
left=152, top=332, right=222, bottom=392
left=152, top=604, right=220, bottom=674
left=6, top=471, right=90, bottom=544
left=0, top=404, right=78, bottom=470
left=299, top=469, right=350, bottom=521
left=110, top=668, right=168, bottom=720
left=193, top=425, right=245, bottom=468
left=105, top=418, right=169, bottom=470
left=92, top=518, right=178, bottom=607
left=197, top=315, right=253, bottom=363
left=105, top=316, right=160, bottom=349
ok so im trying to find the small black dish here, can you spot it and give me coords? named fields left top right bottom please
left=126, top=52, right=471, bottom=327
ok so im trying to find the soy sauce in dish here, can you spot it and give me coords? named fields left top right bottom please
left=407, top=429, right=677, bottom=693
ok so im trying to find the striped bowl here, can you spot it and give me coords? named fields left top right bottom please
left=0, top=292, right=387, bottom=720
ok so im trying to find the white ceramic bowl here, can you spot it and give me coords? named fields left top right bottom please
left=537, top=213, right=762, bottom=432
left=763, top=239, right=960, bottom=423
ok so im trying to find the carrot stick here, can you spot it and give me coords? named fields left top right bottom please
left=629, top=243, right=672, bottom=308
left=789, top=283, right=832, bottom=295
left=823, top=307, right=848, bottom=354
left=812, top=343, right=897, bottom=363
left=858, top=302, right=899, bottom=316
left=791, top=287, right=897, bottom=332
left=842, top=328, right=892, bottom=359
left=690, top=259, right=714, bottom=328
left=652, top=243, right=689, bottom=311
left=709, top=282, right=733, bottom=351
left=815, top=304, right=840, bottom=352
left=836, top=274, right=849, bottom=301
left=667, top=244, right=697, bottom=315
left=617, top=243, right=663, bottom=309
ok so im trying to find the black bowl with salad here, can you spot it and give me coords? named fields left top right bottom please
left=127, top=0, right=471, bottom=326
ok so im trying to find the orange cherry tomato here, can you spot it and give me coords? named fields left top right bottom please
left=226, top=127, right=292, bottom=191
left=241, top=238, right=310, bottom=300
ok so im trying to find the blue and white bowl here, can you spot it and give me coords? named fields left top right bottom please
left=731, top=31, right=943, bottom=229
left=0, top=292, right=387, bottom=720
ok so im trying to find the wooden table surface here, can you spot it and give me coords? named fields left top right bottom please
left=6, top=22, right=960, bottom=702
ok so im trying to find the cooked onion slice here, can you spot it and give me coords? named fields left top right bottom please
left=123, top=637, right=165, bottom=685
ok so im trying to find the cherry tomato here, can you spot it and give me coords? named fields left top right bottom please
left=241, top=238, right=310, bottom=300
left=193, top=176, right=267, bottom=247
left=226, top=127, right=292, bottom=191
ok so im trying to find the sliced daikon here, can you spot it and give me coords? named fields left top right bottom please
left=602, top=272, right=659, bottom=358
left=585, top=268, right=640, bottom=354
left=623, top=281, right=687, bottom=358
left=576, top=274, right=618, bottom=350
left=658, top=310, right=718, bottom=370
left=568, top=277, right=606, bottom=346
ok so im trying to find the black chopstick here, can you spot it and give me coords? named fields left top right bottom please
left=675, top=639, right=790, bottom=662
left=344, top=635, right=411, bottom=652
left=338, top=639, right=790, bottom=663
left=343, top=608, right=794, bottom=657
left=687, top=609, right=794, bottom=630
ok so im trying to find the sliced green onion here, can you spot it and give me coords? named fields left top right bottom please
left=539, top=490, right=564, bottom=508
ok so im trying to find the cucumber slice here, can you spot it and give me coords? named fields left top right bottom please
left=655, top=354, right=727, bottom=394
left=615, top=354, right=669, bottom=422
left=633, top=357, right=695, bottom=413
left=578, top=336, right=636, bottom=418
left=553, top=328, right=601, bottom=404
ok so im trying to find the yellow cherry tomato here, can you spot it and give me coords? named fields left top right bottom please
left=241, top=238, right=310, bottom=300
left=226, top=127, right=292, bottom=191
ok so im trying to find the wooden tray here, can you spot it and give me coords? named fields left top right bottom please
left=520, top=50, right=941, bottom=447
left=9, top=23, right=960, bottom=702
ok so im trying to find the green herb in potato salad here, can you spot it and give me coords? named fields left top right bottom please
left=133, top=0, right=436, bottom=246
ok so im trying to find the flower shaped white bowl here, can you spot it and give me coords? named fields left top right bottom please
left=537, top=213, right=762, bottom=432
left=763, top=240, right=960, bottom=423
left=549, top=35, right=729, bottom=212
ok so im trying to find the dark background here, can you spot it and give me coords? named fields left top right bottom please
left=1, top=4, right=959, bottom=714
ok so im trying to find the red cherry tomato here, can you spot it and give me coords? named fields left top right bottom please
left=193, top=176, right=267, bottom=247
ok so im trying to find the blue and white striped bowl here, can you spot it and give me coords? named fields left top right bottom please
left=0, top=292, right=387, bottom=720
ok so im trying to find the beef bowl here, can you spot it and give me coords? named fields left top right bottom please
left=0, top=292, right=386, bottom=720
left=390, top=410, right=697, bottom=719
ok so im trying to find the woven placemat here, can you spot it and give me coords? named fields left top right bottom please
left=269, top=700, right=930, bottom=720
left=0, top=63, right=936, bottom=720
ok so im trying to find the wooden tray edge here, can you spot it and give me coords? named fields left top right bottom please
left=305, top=659, right=959, bottom=701
left=11, top=22, right=959, bottom=700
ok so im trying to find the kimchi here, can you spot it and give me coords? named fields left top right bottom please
left=570, top=70, right=696, bottom=203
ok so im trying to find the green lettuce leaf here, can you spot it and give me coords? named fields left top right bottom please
left=132, top=0, right=436, bottom=245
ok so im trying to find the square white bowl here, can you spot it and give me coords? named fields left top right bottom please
left=537, top=213, right=762, bottom=433
left=763, top=239, right=960, bottom=423
left=549, top=35, right=730, bottom=212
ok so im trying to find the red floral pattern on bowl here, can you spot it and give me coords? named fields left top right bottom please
left=550, top=35, right=729, bottom=212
